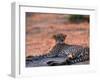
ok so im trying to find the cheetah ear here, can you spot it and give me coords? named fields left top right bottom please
left=63, top=34, right=67, bottom=38
left=52, top=34, right=57, bottom=39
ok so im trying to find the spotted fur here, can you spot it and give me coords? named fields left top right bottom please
left=47, top=33, right=89, bottom=66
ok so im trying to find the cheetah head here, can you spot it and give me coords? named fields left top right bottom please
left=52, top=33, right=67, bottom=44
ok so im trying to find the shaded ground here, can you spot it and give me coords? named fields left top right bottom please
left=26, top=57, right=89, bottom=67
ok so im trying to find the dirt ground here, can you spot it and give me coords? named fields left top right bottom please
left=26, top=13, right=89, bottom=56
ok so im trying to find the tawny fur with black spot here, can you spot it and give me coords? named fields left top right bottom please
left=47, top=33, right=89, bottom=66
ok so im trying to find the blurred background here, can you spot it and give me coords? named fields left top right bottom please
left=26, top=12, right=89, bottom=56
